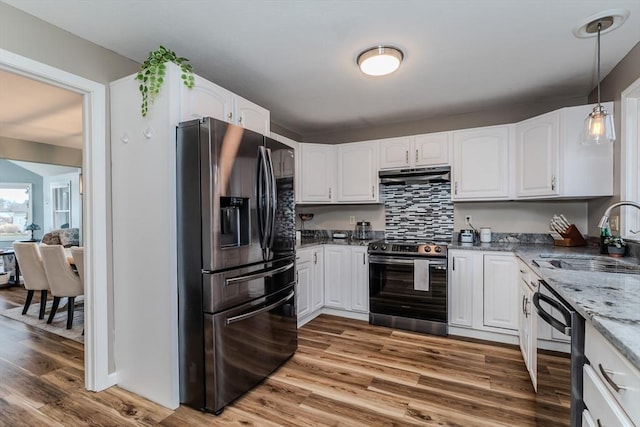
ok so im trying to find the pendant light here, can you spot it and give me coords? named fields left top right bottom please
left=357, top=46, right=404, bottom=76
left=582, top=17, right=615, bottom=145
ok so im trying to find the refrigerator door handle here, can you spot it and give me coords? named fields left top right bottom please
left=224, top=261, right=295, bottom=286
left=264, top=147, right=277, bottom=249
left=256, top=146, right=271, bottom=251
left=225, top=290, right=295, bottom=325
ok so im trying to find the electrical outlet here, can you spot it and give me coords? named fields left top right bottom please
left=610, top=215, right=619, bottom=232
left=465, top=215, right=472, bottom=225
left=349, top=216, right=356, bottom=225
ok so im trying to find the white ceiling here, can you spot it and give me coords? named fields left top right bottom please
left=2, top=0, right=640, bottom=142
left=0, top=69, right=83, bottom=149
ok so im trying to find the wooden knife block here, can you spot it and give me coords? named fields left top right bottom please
left=553, top=224, right=587, bottom=247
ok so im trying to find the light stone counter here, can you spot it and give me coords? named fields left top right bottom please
left=451, top=241, right=640, bottom=371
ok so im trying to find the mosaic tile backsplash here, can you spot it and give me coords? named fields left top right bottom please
left=382, top=181, right=454, bottom=241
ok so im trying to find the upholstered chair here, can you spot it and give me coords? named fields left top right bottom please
left=69, top=247, right=85, bottom=286
left=39, top=245, right=84, bottom=329
left=12, top=242, right=50, bottom=319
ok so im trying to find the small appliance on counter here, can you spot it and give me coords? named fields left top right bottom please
left=458, top=229, right=475, bottom=243
left=354, top=221, right=373, bottom=240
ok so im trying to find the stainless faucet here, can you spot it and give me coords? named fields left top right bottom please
left=598, top=201, right=640, bottom=233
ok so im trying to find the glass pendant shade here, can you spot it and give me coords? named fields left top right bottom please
left=583, top=104, right=616, bottom=145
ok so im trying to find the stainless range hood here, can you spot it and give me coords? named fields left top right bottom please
left=379, top=166, right=451, bottom=185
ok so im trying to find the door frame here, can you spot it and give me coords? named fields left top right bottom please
left=0, top=48, right=113, bottom=391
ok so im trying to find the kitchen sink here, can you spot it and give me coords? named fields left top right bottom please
left=535, top=254, right=640, bottom=274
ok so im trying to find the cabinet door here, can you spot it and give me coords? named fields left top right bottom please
left=299, top=144, right=335, bottom=202
left=379, top=137, right=412, bottom=169
left=516, top=111, right=559, bottom=197
left=337, top=142, right=378, bottom=202
left=296, top=259, right=312, bottom=319
left=448, top=250, right=474, bottom=327
left=323, top=246, right=350, bottom=309
left=311, top=249, right=325, bottom=311
left=452, top=125, right=511, bottom=200
left=414, top=132, right=450, bottom=166
left=350, top=247, right=369, bottom=313
left=483, top=254, right=518, bottom=330
left=235, top=95, right=270, bottom=135
left=180, top=75, right=233, bottom=123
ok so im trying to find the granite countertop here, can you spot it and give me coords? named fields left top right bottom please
left=296, top=237, right=375, bottom=249
left=451, top=241, right=640, bottom=371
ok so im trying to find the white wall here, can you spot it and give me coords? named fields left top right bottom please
left=296, top=204, right=385, bottom=231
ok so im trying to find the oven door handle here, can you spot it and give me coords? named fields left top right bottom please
left=533, top=291, right=572, bottom=336
left=368, top=255, right=446, bottom=266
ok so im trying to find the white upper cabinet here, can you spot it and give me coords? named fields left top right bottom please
left=379, top=132, right=450, bottom=169
left=379, top=137, right=413, bottom=169
left=516, top=111, right=559, bottom=197
left=414, top=132, right=450, bottom=166
left=451, top=125, right=513, bottom=200
left=337, top=141, right=379, bottom=202
left=515, top=102, right=613, bottom=199
left=299, top=143, right=335, bottom=202
left=181, top=74, right=270, bottom=135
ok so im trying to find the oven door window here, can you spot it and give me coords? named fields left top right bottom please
left=369, top=258, right=447, bottom=322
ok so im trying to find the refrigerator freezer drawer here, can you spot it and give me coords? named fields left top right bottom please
left=202, top=256, right=295, bottom=313
left=203, top=285, right=297, bottom=413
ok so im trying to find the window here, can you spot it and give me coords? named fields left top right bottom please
left=0, top=183, right=32, bottom=241
left=51, top=181, right=71, bottom=229
left=621, top=77, right=640, bottom=242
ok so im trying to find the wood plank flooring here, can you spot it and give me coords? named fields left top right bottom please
left=0, top=287, right=570, bottom=426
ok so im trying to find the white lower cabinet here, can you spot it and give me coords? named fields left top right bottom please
left=296, top=247, right=324, bottom=327
left=323, top=245, right=369, bottom=314
left=448, top=249, right=518, bottom=342
left=518, top=259, right=537, bottom=390
left=584, top=322, right=639, bottom=426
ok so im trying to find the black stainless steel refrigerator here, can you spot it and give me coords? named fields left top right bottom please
left=176, top=117, right=297, bottom=414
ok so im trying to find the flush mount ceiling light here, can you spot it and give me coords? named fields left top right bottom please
left=574, top=10, right=629, bottom=145
left=357, top=46, right=404, bottom=76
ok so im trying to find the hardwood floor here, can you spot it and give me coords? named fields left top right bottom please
left=0, top=288, right=570, bottom=426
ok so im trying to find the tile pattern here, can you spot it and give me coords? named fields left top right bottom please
left=382, top=182, right=454, bottom=241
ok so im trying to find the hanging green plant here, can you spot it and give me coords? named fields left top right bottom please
left=136, top=45, right=195, bottom=117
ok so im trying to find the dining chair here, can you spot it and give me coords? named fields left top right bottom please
left=12, top=242, right=50, bottom=319
left=69, top=247, right=84, bottom=285
left=39, top=244, right=84, bottom=329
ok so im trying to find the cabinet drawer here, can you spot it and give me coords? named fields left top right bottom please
left=583, top=364, right=633, bottom=426
left=585, top=323, right=640, bottom=425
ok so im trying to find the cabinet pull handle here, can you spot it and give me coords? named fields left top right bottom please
left=238, top=115, right=243, bottom=124
left=329, top=187, right=332, bottom=198
left=415, top=149, right=419, bottom=162
left=362, top=253, right=366, bottom=265
left=371, top=186, right=375, bottom=198
left=597, top=420, right=602, bottom=427
left=598, top=363, right=624, bottom=393
left=452, top=258, right=455, bottom=271
left=228, top=112, right=233, bottom=121
left=314, top=253, right=317, bottom=264
left=551, top=174, right=556, bottom=191
left=405, top=151, right=409, bottom=163
left=522, top=295, right=527, bottom=315
left=454, top=181, right=458, bottom=195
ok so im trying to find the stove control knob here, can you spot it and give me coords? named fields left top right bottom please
left=371, top=245, right=378, bottom=250
left=434, top=246, right=442, bottom=253
left=381, top=245, right=388, bottom=251
left=424, top=246, right=431, bottom=252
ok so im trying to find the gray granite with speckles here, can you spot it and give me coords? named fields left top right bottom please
left=504, top=244, right=639, bottom=371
